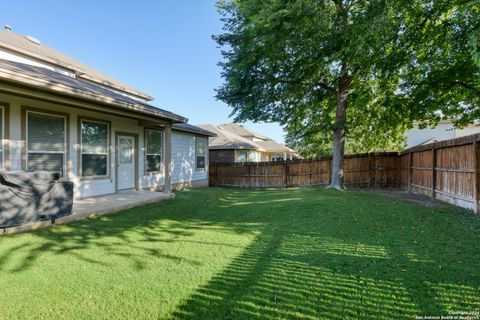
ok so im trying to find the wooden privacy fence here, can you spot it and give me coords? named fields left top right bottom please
left=209, top=133, right=480, bottom=213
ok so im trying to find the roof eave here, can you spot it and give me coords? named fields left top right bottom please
left=172, top=125, right=217, bottom=137
left=0, top=41, right=154, bottom=101
left=0, top=68, right=187, bottom=123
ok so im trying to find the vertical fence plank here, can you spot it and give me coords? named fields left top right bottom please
left=368, top=154, right=373, bottom=188
left=474, top=142, right=479, bottom=214
left=408, top=152, right=413, bottom=192
left=432, top=147, right=437, bottom=199
left=208, top=136, right=480, bottom=212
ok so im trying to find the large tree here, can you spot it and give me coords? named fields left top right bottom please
left=394, top=1, right=479, bottom=127
left=215, top=0, right=410, bottom=189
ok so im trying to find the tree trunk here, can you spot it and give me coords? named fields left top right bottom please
left=328, top=73, right=350, bottom=190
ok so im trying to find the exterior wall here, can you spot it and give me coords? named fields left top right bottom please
left=209, top=149, right=235, bottom=163
left=235, top=149, right=262, bottom=162
left=0, top=92, right=208, bottom=199
left=171, top=131, right=208, bottom=186
left=405, top=123, right=480, bottom=148
left=209, top=149, right=293, bottom=163
left=172, top=178, right=208, bottom=191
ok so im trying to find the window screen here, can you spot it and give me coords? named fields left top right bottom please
left=145, top=129, right=163, bottom=173
left=81, top=120, right=109, bottom=177
left=237, top=150, right=248, bottom=162
left=195, top=137, right=207, bottom=169
left=27, top=111, right=66, bottom=175
left=248, top=151, right=258, bottom=162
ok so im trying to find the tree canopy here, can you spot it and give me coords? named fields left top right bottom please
left=395, top=1, right=480, bottom=128
left=214, top=0, right=479, bottom=186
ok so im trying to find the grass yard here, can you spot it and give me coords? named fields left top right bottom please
left=0, top=188, right=479, bottom=319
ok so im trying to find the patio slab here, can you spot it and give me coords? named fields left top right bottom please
left=1, top=190, right=174, bottom=235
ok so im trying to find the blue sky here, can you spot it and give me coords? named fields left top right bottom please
left=0, top=1, right=286, bottom=143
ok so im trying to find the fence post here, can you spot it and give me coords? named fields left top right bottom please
left=248, top=163, right=251, bottom=188
left=210, top=163, right=215, bottom=187
left=432, top=147, right=437, bottom=199
left=474, top=142, right=479, bottom=214
left=284, top=160, right=288, bottom=188
left=368, top=154, right=373, bottom=188
left=408, top=152, right=413, bottom=192
left=328, top=158, right=332, bottom=186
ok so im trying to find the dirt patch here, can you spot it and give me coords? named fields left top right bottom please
left=366, top=189, right=451, bottom=208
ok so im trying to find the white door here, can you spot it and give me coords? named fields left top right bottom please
left=117, top=135, right=135, bottom=190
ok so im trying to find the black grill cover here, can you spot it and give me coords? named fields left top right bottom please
left=0, top=171, right=74, bottom=228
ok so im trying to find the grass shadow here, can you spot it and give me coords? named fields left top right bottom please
left=1, top=188, right=479, bottom=319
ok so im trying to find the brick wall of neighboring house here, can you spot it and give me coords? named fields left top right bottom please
left=209, top=149, right=235, bottom=163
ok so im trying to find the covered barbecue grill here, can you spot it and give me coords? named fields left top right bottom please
left=0, top=170, right=74, bottom=228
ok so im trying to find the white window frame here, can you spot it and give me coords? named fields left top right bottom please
left=80, top=119, right=110, bottom=179
left=195, top=136, right=207, bottom=171
left=0, top=106, right=4, bottom=169
left=236, top=150, right=255, bottom=163
left=145, top=129, right=164, bottom=174
left=26, top=110, right=67, bottom=176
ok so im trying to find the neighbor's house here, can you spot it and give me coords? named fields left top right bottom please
left=0, top=29, right=215, bottom=198
left=405, top=120, right=480, bottom=149
left=198, top=123, right=295, bottom=162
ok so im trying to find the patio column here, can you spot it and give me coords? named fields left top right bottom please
left=164, top=122, right=172, bottom=193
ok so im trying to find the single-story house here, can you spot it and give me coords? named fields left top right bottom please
left=198, top=123, right=295, bottom=162
left=0, top=28, right=214, bottom=199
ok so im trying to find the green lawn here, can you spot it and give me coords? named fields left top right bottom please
left=0, top=188, right=479, bottom=319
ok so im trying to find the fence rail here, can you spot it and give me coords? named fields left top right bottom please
left=209, top=133, right=480, bottom=213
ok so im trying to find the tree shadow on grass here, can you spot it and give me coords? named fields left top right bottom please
left=171, top=189, right=480, bottom=319
left=1, top=188, right=479, bottom=319
left=0, top=188, right=298, bottom=273
left=173, top=228, right=480, bottom=319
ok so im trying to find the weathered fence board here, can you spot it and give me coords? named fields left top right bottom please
left=209, top=133, right=480, bottom=214
left=210, top=152, right=400, bottom=190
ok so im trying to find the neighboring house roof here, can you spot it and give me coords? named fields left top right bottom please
left=172, top=123, right=216, bottom=137
left=197, top=124, right=263, bottom=150
left=218, top=123, right=269, bottom=140
left=255, top=140, right=295, bottom=153
left=0, top=30, right=152, bottom=100
left=418, top=138, right=440, bottom=146
left=198, top=123, right=294, bottom=153
left=0, top=58, right=187, bottom=123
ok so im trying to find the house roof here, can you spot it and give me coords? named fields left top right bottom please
left=197, top=124, right=262, bottom=150
left=218, top=123, right=269, bottom=140
left=172, top=123, right=216, bottom=137
left=255, top=140, right=295, bottom=153
left=197, top=123, right=295, bottom=153
left=0, top=58, right=187, bottom=123
left=0, top=30, right=153, bottom=100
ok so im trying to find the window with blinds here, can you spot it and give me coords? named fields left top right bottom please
left=195, top=137, right=207, bottom=170
left=145, top=129, right=163, bottom=173
left=81, top=120, right=109, bottom=177
left=0, top=106, right=3, bottom=169
left=27, top=111, right=66, bottom=175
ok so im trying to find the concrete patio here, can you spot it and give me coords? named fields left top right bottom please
left=2, top=190, right=174, bottom=234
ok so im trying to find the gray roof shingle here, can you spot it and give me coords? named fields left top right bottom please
left=0, top=58, right=187, bottom=122
left=0, top=30, right=152, bottom=100
left=197, top=124, right=261, bottom=150
left=172, top=123, right=216, bottom=137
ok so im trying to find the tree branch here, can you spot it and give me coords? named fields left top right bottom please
left=318, top=81, right=338, bottom=96
left=451, top=80, right=480, bottom=95
left=275, top=76, right=337, bottom=96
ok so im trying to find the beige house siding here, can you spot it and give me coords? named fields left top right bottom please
left=0, top=91, right=208, bottom=199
